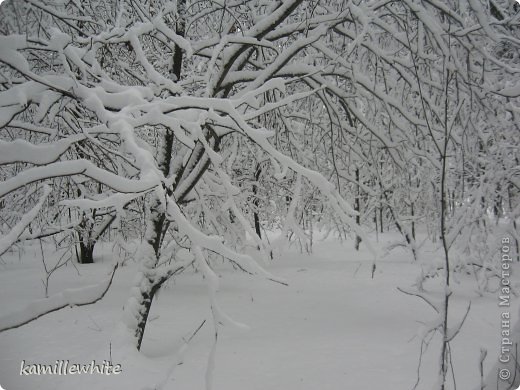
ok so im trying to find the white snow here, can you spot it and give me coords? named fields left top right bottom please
left=0, top=232, right=515, bottom=390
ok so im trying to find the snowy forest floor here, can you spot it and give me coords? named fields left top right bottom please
left=0, top=231, right=517, bottom=390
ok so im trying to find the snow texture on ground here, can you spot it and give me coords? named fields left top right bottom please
left=0, top=233, right=516, bottom=390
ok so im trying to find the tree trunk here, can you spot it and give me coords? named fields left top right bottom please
left=383, top=191, right=417, bottom=261
left=411, top=202, right=415, bottom=241
left=78, top=240, right=95, bottom=264
left=253, top=163, right=262, bottom=240
left=253, top=208, right=261, bottom=239
left=76, top=210, right=96, bottom=264
left=355, top=167, right=362, bottom=250
left=130, top=0, right=186, bottom=351
left=379, top=203, right=383, bottom=233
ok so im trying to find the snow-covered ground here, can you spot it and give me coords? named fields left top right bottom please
left=0, top=233, right=517, bottom=390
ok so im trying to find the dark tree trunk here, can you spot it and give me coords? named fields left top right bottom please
left=133, top=0, right=187, bottom=351
left=254, top=211, right=261, bottom=239
left=379, top=203, right=383, bottom=233
left=252, top=164, right=262, bottom=239
left=374, top=208, right=378, bottom=236
left=411, top=202, right=415, bottom=241
left=355, top=167, right=362, bottom=250
left=76, top=209, right=96, bottom=264
left=78, top=240, right=95, bottom=264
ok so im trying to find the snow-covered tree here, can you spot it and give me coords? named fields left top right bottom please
left=0, top=0, right=371, bottom=350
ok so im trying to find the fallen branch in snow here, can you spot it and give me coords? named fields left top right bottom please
left=0, top=263, right=118, bottom=333
left=153, top=319, right=207, bottom=390
left=267, top=277, right=289, bottom=286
